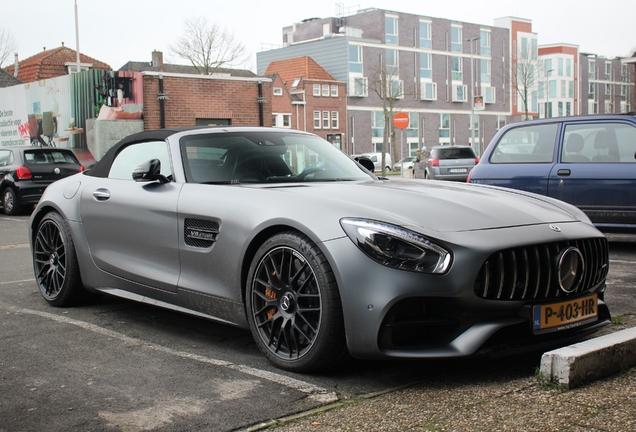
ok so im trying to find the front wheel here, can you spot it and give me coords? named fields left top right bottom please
left=3, top=188, right=21, bottom=215
left=33, top=212, right=84, bottom=306
left=246, top=232, right=348, bottom=372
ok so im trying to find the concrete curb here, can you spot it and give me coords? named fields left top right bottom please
left=540, top=327, right=636, bottom=388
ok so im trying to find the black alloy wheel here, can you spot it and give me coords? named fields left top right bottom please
left=33, top=212, right=83, bottom=306
left=246, top=232, right=347, bottom=372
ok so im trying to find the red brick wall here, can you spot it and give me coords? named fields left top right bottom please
left=142, top=74, right=272, bottom=130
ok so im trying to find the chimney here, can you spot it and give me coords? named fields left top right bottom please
left=13, top=53, right=19, bottom=77
left=152, top=51, right=163, bottom=67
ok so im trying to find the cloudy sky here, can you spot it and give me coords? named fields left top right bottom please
left=2, top=0, right=634, bottom=71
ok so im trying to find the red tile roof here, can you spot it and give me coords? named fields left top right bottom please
left=264, top=56, right=336, bottom=89
left=4, top=45, right=111, bottom=83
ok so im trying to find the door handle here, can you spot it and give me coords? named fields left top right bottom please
left=557, top=169, right=571, bottom=176
left=93, top=188, right=111, bottom=201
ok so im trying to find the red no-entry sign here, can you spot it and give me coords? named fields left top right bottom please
left=393, top=112, right=409, bottom=129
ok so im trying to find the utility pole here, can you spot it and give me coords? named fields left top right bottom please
left=466, top=36, right=480, bottom=150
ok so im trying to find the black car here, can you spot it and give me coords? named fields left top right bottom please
left=1, top=146, right=84, bottom=215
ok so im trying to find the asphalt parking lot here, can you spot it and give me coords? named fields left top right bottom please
left=1, top=213, right=634, bottom=431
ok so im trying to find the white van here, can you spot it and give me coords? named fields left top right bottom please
left=360, top=152, right=392, bottom=172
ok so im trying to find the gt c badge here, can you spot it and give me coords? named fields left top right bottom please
left=549, top=225, right=561, bottom=232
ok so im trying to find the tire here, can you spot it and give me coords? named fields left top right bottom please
left=33, top=212, right=85, bottom=306
left=3, top=188, right=21, bottom=216
left=246, top=232, right=348, bottom=372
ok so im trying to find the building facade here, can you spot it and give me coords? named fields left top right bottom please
left=258, top=8, right=515, bottom=157
left=265, top=56, right=347, bottom=151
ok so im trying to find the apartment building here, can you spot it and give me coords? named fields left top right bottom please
left=258, top=8, right=518, bottom=157
left=579, top=54, right=634, bottom=115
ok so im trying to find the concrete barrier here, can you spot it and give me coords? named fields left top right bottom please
left=540, top=327, right=636, bottom=388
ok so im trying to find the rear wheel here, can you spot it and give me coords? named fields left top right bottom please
left=33, top=212, right=84, bottom=306
left=3, top=188, right=21, bottom=215
left=246, top=232, right=348, bottom=372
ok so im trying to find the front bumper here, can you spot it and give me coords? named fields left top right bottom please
left=321, top=222, right=610, bottom=360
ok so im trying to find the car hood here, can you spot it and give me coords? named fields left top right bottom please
left=265, top=179, right=585, bottom=233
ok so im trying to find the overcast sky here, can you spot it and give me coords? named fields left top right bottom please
left=2, top=0, right=634, bottom=72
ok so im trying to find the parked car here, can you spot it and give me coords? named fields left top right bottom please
left=393, top=156, right=417, bottom=172
left=360, top=152, right=392, bottom=172
left=419, top=146, right=479, bottom=181
left=1, top=146, right=84, bottom=215
left=468, top=114, right=636, bottom=233
left=30, top=127, right=610, bottom=372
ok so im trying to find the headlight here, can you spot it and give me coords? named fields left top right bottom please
left=340, top=218, right=452, bottom=274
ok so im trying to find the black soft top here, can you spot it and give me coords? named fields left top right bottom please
left=85, top=127, right=200, bottom=178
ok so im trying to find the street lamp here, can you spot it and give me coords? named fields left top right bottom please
left=465, top=36, right=480, bottom=150
left=545, top=68, right=554, bottom=118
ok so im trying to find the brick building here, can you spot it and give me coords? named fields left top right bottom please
left=264, top=56, right=347, bottom=151
left=122, top=51, right=272, bottom=130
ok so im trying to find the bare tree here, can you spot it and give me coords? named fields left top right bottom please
left=512, top=41, right=540, bottom=120
left=169, top=17, right=246, bottom=75
left=0, top=29, right=17, bottom=68
left=366, top=54, right=412, bottom=175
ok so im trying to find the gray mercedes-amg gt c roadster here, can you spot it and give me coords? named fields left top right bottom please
left=29, top=127, right=610, bottom=371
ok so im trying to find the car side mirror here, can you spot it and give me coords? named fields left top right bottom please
left=132, top=159, right=170, bottom=184
left=356, top=157, right=375, bottom=172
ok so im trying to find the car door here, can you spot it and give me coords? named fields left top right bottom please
left=548, top=121, right=636, bottom=229
left=475, top=122, right=560, bottom=195
left=81, top=140, right=182, bottom=292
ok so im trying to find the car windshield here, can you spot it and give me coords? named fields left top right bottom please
left=181, top=131, right=375, bottom=184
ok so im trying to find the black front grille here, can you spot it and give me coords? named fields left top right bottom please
left=474, top=238, right=608, bottom=301
left=184, top=218, right=219, bottom=248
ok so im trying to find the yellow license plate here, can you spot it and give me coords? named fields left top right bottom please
left=533, top=294, right=598, bottom=333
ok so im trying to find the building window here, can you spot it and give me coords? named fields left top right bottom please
left=420, top=53, right=432, bottom=79
left=439, top=114, right=450, bottom=138
left=386, top=49, right=399, bottom=75
left=313, top=84, right=320, bottom=96
left=314, top=111, right=321, bottom=129
left=385, top=15, right=398, bottom=45
left=497, top=115, right=506, bottom=130
left=588, top=82, right=595, bottom=100
left=480, top=30, right=490, bottom=55
left=451, top=25, right=462, bottom=52
left=419, top=21, right=431, bottom=49
left=605, top=83, right=612, bottom=96
left=323, top=111, right=330, bottom=129
left=558, top=58, right=564, bottom=76
left=331, top=85, right=338, bottom=97
left=331, top=111, right=339, bottom=129
left=372, top=111, right=385, bottom=138
left=451, top=56, right=463, bottom=81
left=588, top=60, right=595, bottom=80
left=273, top=87, right=283, bottom=96
left=566, top=102, right=571, bottom=116
left=407, top=113, right=419, bottom=138
left=421, top=82, right=437, bottom=100
left=350, top=76, right=368, bottom=97
left=480, top=59, right=491, bottom=84
left=322, top=84, right=329, bottom=97
left=349, top=45, right=363, bottom=73
left=272, top=113, right=291, bottom=128
left=566, top=59, right=572, bottom=77
left=605, top=63, right=612, bottom=80
left=622, top=65, right=630, bottom=82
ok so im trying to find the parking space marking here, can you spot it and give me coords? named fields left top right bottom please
left=0, top=243, right=30, bottom=250
left=0, top=278, right=35, bottom=285
left=3, top=304, right=337, bottom=404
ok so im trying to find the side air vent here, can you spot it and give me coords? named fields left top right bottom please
left=184, top=218, right=219, bottom=248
